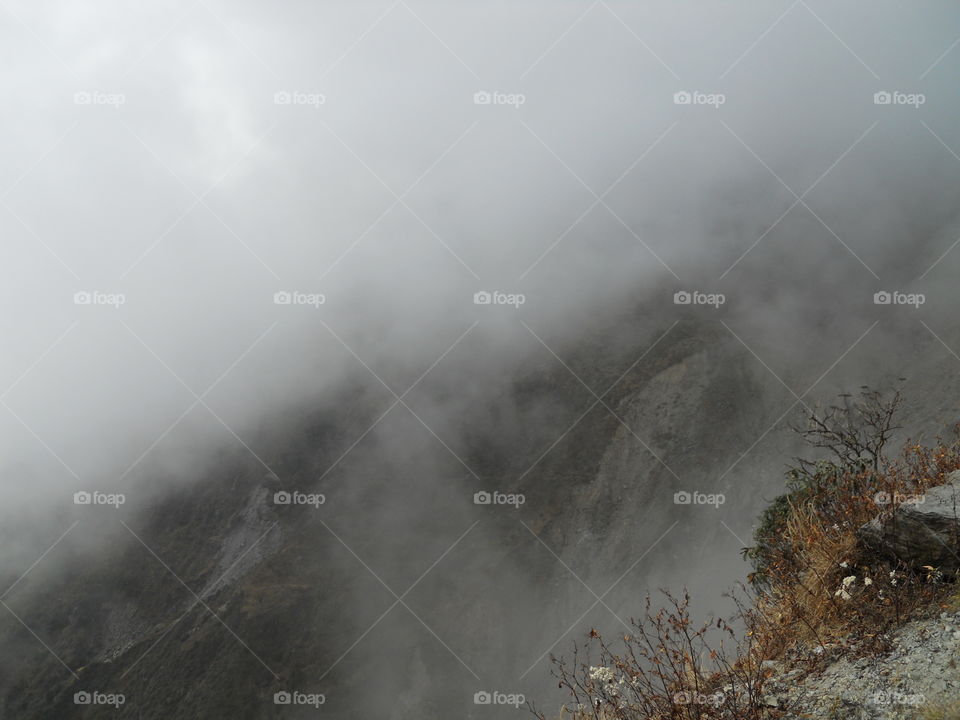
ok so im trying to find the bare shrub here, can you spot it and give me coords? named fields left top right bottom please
left=531, top=590, right=782, bottom=720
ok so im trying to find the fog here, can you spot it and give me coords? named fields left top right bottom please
left=2, top=1, right=960, bottom=717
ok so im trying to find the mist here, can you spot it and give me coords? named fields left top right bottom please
left=2, top=1, right=960, bottom=718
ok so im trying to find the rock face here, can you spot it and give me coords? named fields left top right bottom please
left=767, top=609, right=960, bottom=720
left=859, top=471, right=960, bottom=573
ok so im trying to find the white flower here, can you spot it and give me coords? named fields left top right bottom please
left=834, top=576, right=857, bottom=600
left=839, top=561, right=848, bottom=568
left=864, top=577, right=873, bottom=586
left=589, top=666, right=616, bottom=684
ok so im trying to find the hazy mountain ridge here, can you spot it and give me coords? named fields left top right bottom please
left=4, top=308, right=960, bottom=719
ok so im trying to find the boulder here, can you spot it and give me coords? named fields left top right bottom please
left=858, top=471, right=960, bottom=573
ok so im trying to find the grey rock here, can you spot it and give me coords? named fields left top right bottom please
left=858, top=471, right=960, bottom=572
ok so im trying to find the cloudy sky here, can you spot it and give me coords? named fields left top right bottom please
left=3, top=2, right=958, bottom=515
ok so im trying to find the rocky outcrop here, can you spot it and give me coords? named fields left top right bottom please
left=766, top=609, right=960, bottom=719
left=859, top=471, right=960, bottom=573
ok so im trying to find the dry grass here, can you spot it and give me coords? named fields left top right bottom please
left=748, top=438, right=960, bottom=659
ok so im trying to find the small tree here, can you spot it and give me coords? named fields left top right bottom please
left=789, top=384, right=903, bottom=474
left=745, top=385, right=904, bottom=587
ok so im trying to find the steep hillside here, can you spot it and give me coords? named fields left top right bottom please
left=3, top=309, right=958, bottom=719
